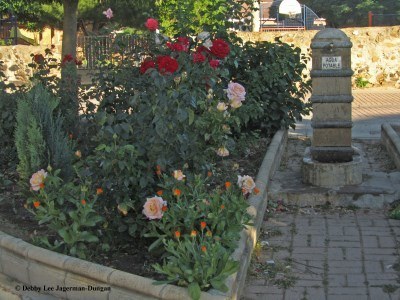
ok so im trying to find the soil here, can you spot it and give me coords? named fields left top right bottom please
left=0, top=136, right=270, bottom=279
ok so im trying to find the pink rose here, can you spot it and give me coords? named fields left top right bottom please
left=143, top=196, right=166, bottom=219
left=145, top=18, right=159, bottom=31
left=227, top=82, right=246, bottom=102
left=30, top=169, right=48, bottom=191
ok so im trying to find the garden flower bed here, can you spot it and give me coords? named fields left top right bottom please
left=0, top=13, right=309, bottom=299
left=0, top=130, right=287, bottom=299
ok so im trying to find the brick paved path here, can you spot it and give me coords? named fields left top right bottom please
left=352, top=88, right=400, bottom=121
left=243, top=209, right=400, bottom=300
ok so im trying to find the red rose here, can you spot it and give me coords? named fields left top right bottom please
left=140, top=59, right=156, bottom=74
left=33, top=54, right=44, bottom=64
left=209, top=59, right=220, bottom=69
left=157, top=56, right=179, bottom=74
left=62, top=54, right=74, bottom=64
left=196, top=45, right=209, bottom=54
left=177, top=37, right=190, bottom=47
left=167, top=37, right=190, bottom=52
left=210, top=38, right=230, bottom=59
left=192, top=52, right=206, bottom=63
left=145, top=18, right=158, bottom=31
left=166, top=42, right=186, bottom=52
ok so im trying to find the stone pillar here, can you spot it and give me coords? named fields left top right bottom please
left=303, top=29, right=363, bottom=188
left=310, top=28, right=354, bottom=163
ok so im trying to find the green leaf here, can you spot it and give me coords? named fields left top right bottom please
left=188, top=108, right=195, bottom=125
left=210, top=279, right=228, bottom=292
left=148, top=237, right=164, bottom=252
left=188, top=282, right=201, bottom=300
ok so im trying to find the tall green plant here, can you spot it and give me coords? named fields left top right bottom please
left=156, top=0, right=256, bottom=35
left=225, top=39, right=312, bottom=137
left=15, top=84, right=73, bottom=182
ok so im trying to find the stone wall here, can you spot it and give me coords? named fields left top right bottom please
left=0, top=46, right=61, bottom=86
left=237, top=26, right=400, bottom=88
left=1, top=26, right=399, bottom=88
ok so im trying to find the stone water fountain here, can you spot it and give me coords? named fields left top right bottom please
left=302, top=28, right=363, bottom=188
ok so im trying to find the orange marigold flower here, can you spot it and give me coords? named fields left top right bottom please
left=156, top=165, right=162, bottom=176
left=220, top=204, right=225, bottom=209
left=33, top=201, right=40, bottom=208
left=190, top=230, right=197, bottom=237
left=96, top=187, right=103, bottom=195
left=225, top=181, right=231, bottom=189
left=201, top=245, right=207, bottom=252
left=206, top=230, right=212, bottom=237
left=207, top=171, right=212, bottom=177
left=156, top=190, right=163, bottom=196
left=162, top=205, right=168, bottom=212
left=254, top=187, right=260, bottom=195
left=200, top=221, right=207, bottom=229
left=175, top=231, right=181, bottom=239
left=173, top=189, right=181, bottom=196
left=39, top=183, right=45, bottom=189
left=81, top=199, right=86, bottom=205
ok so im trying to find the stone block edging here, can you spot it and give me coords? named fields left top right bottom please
left=0, top=129, right=288, bottom=300
left=381, top=122, right=400, bottom=169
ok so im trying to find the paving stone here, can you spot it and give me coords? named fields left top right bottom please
left=244, top=285, right=281, bottom=294
left=365, top=255, right=397, bottom=264
left=284, top=287, right=307, bottom=300
left=345, top=248, right=362, bottom=260
left=328, top=235, right=360, bottom=242
left=366, top=273, right=399, bottom=280
left=362, top=236, right=380, bottom=248
left=293, top=280, right=323, bottom=288
left=361, top=229, right=393, bottom=236
left=329, top=260, right=363, bottom=268
left=327, top=248, right=344, bottom=260
left=369, top=287, right=392, bottom=300
left=364, top=261, right=383, bottom=273
left=305, top=287, right=326, bottom=299
left=378, top=236, right=397, bottom=248
left=327, top=287, right=367, bottom=295
left=327, top=274, right=346, bottom=287
left=343, top=226, right=360, bottom=236
left=329, top=241, right=362, bottom=248
left=327, top=295, right=369, bottom=300
left=346, top=274, right=368, bottom=287
left=329, top=266, right=363, bottom=274
left=292, top=247, right=325, bottom=255
left=242, top=293, right=283, bottom=300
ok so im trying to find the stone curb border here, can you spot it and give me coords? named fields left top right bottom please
left=381, top=122, right=400, bottom=169
left=0, top=129, right=288, bottom=300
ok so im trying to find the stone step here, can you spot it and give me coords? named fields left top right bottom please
left=268, top=171, right=400, bottom=209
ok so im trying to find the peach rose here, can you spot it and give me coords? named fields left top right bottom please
left=173, top=170, right=186, bottom=181
left=227, top=82, right=246, bottom=102
left=30, top=169, right=48, bottom=191
left=237, top=175, right=256, bottom=195
left=216, top=147, right=229, bottom=157
left=143, top=196, right=166, bottom=220
left=230, top=99, right=242, bottom=109
left=217, top=102, right=228, bottom=111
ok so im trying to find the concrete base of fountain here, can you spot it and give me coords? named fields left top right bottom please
left=302, top=146, right=363, bottom=188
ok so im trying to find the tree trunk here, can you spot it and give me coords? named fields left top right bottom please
left=62, top=0, right=79, bottom=58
